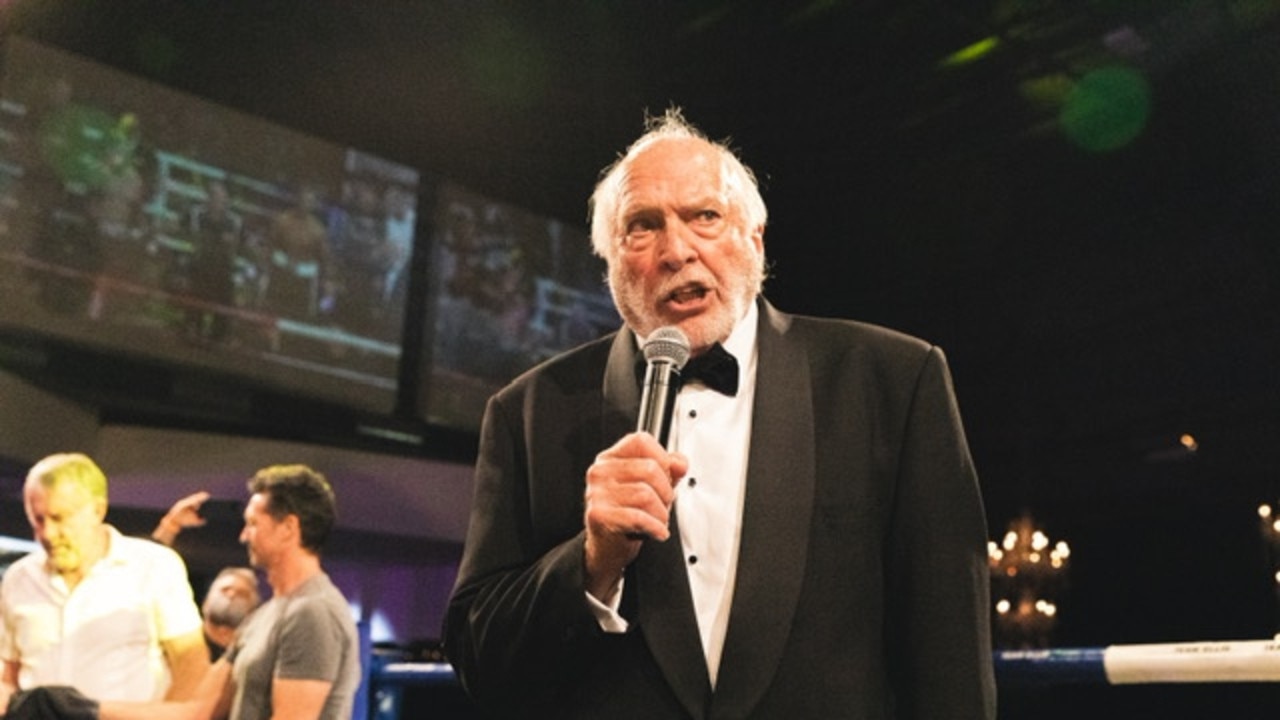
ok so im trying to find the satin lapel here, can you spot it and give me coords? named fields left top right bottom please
left=712, top=301, right=815, bottom=718
left=602, top=329, right=642, bottom=429
left=633, top=505, right=713, bottom=718
left=604, top=330, right=712, bottom=718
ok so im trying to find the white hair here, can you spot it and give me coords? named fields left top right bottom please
left=588, top=107, right=768, bottom=263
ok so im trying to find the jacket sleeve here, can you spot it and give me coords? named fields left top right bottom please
left=442, top=391, right=609, bottom=715
left=885, top=346, right=997, bottom=719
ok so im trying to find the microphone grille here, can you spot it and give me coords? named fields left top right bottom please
left=642, top=326, right=691, bottom=369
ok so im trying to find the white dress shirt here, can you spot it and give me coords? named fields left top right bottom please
left=669, top=301, right=757, bottom=686
left=589, top=302, right=758, bottom=688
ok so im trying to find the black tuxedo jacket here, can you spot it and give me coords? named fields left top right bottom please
left=445, top=299, right=996, bottom=719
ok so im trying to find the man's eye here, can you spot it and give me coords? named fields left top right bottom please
left=626, top=218, right=657, bottom=234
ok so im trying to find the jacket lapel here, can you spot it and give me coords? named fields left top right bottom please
left=711, top=301, right=815, bottom=718
left=603, top=330, right=713, bottom=718
left=633, top=505, right=714, bottom=717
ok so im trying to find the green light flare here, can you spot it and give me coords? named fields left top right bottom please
left=1059, top=65, right=1151, bottom=153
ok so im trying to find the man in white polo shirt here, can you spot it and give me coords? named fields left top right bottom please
left=0, top=453, right=209, bottom=707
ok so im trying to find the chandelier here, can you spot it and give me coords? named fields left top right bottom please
left=988, top=512, right=1071, bottom=649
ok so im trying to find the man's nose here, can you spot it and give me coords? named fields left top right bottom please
left=656, top=223, right=697, bottom=268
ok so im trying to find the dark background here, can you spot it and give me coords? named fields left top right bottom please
left=3, top=1, right=1280, bottom=716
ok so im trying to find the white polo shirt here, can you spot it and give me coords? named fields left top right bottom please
left=0, top=525, right=204, bottom=701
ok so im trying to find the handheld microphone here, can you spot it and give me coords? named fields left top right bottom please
left=636, top=326, right=690, bottom=447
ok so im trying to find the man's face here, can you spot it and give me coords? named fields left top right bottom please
left=202, top=571, right=259, bottom=631
left=239, top=493, right=286, bottom=570
left=607, top=137, right=764, bottom=354
left=206, top=572, right=258, bottom=609
left=24, top=481, right=105, bottom=576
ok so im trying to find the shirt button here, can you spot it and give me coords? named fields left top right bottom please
left=688, top=477, right=697, bottom=488
left=688, top=555, right=698, bottom=565
left=688, top=409, right=698, bottom=418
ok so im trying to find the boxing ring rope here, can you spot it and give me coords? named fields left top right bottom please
left=359, top=639, right=1280, bottom=718
left=994, top=639, right=1280, bottom=686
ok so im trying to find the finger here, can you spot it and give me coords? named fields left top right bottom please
left=586, top=504, right=671, bottom=543
left=666, top=452, right=689, bottom=488
left=586, top=457, right=677, bottom=509
left=585, top=487, right=672, bottom=545
left=175, top=491, right=210, bottom=513
left=587, top=480, right=672, bottom=525
left=597, top=431, right=666, bottom=463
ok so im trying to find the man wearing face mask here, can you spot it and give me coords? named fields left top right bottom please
left=444, top=108, right=996, bottom=719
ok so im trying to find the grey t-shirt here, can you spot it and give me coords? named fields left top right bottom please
left=229, top=572, right=360, bottom=720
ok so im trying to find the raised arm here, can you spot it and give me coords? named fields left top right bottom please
left=151, top=491, right=211, bottom=546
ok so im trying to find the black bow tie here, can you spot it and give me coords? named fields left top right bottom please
left=680, top=343, right=739, bottom=396
left=633, top=341, right=740, bottom=396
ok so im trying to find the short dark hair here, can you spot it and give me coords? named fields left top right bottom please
left=247, top=464, right=337, bottom=554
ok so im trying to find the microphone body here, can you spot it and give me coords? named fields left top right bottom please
left=636, top=326, right=690, bottom=447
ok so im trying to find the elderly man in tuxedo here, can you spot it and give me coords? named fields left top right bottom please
left=445, top=108, right=996, bottom=719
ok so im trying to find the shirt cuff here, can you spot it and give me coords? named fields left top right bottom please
left=585, top=578, right=629, bottom=634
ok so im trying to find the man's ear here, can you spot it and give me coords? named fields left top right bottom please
left=282, top=513, right=302, bottom=542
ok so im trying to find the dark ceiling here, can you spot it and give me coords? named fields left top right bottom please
left=4, top=0, right=1280, bottom=646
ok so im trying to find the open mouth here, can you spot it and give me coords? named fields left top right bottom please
left=666, top=284, right=709, bottom=305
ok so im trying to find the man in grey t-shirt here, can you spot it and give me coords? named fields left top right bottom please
left=94, top=464, right=361, bottom=720
left=229, top=572, right=357, bottom=719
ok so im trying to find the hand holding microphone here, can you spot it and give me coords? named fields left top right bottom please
left=583, top=327, right=690, bottom=600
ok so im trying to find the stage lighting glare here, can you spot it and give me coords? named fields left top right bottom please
left=1260, top=504, right=1273, bottom=519
left=940, top=36, right=1000, bottom=68
left=988, top=542, right=1004, bottom=562
left=1060, top=65, right=1151, bottom=153
left=1018, top=73, right=1074, bottom=111
left=1050, top=542, right=1070, bottom=568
